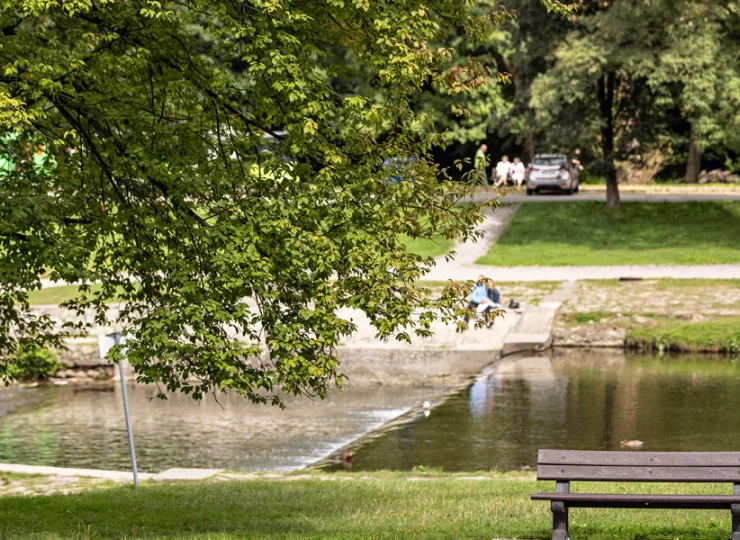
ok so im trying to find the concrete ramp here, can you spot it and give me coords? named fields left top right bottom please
left=502, top=302, right=560, bottom=355
left=502, top=282, right=576, bottom=356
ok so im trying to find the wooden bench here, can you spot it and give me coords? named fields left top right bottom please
left=531, top=449, right=740, bottom=540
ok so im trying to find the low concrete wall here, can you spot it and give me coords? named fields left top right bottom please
left=57, top=340, right=499, bottom=387
left=337, top=348, right=499, bottom=386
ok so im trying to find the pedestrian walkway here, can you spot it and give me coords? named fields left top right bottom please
left=0, top=463, right=225, bottom=483
left=468, top=190, right=740, bottom=204
left=456, top=263, right=740, bottom=282
left=425, top=205, right=518, bottom=282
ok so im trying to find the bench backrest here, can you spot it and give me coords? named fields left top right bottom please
left=537, top=450, right=740, bottom=483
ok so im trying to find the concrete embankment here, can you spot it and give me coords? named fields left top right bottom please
left=37, top=296, right=523, bottom=386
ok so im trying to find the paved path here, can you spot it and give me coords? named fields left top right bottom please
left=0, top=463, right=226, bottom=482
left=453, top=263, right=740, bottom=283
left=0, top=463, right=155, bottom=482
left=425, top=205, right=519, bottom=282
left=468, top=191, right=740, bottom=203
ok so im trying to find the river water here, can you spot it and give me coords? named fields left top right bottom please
left=324, top=349, right=740, bottom=472
left=0, top=383, right=444, bottom=472
left=2, top=349, right=739, bottom=473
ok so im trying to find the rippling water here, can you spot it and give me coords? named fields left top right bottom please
left=325, top=350, right=740, bottom=472
left=0, top=383, right=443, bottom=472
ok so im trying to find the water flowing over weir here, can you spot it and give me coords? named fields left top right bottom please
left=0, top=383, right=446, bottom=472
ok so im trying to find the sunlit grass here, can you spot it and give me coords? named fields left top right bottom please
left=0, top=474, right=736, bottom=539
left=477, top=202, right=740, bottom=266
left=401, top=235, right=455, bottom=258
left=627, top=316, right=740, bottom=353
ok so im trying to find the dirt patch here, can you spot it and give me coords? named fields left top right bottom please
left=0, top=473, right=115, bottom=497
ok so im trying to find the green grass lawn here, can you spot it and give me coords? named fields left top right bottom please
left=477, top=202, right=740, bottom=266
left=1, top=473, right=737, bottom=539
left=26, top=284, right=106, bottom=305
left=626, top=315, right=740, bottom=354
left=401, top=235, right=455, bottom=258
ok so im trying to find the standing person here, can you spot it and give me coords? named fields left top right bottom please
left=511, top=157, right=526, bottom=189
left=474, top=143, right=489, bottom=187
left=494, top=155, right=511, bottom=187
left=571, top=148, right=584, bottom=173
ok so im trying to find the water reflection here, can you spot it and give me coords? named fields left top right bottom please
left=0, top=383, right=444, bottom=472
left=335, top=350, right=740, bottom=472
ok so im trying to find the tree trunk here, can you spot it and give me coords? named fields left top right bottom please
left=685, top=124, right=701, bottom=183
left=598, top=72, right=620, bottom=209
left=524, top=127, right=535, bottom=164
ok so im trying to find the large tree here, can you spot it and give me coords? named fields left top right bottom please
left=647, top=0, right=740, bottom=182
left=530, top=0, right=740, bottom=207
left=0, top=1, right=567, bottom=403
left=530, top=0, right=674, bottom=209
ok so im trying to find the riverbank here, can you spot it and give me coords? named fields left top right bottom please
left=552, top=279, right=740, bottom=353
left=26, top=277, right=740, bottom=387
left=0, top=470, right=734, bottom=539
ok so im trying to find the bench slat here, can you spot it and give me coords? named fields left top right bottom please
left=538, top=450, right=740, bottom=467
left=538, top=464, right=740, bottom=482
left=531, top=492, right=740, bottom=510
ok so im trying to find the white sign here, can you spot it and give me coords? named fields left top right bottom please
left=98, top=333, right=126, bottom=361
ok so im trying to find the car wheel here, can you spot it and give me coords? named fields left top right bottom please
left=526, top=188, right=534, bottom=196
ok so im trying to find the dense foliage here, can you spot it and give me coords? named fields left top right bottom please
left=413, top=0, right=740, bottom=208
left=0, top=1, right=570, bottom=402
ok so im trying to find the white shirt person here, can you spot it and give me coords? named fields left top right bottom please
left=511, top=157, right=526, bottom=188
left=494, top=156, right=512, bottom=187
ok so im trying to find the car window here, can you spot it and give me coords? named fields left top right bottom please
left=532, top=157, right=566, bottom=166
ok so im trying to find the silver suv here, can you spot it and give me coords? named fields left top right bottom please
left=526, top=153, right=579, bottom=195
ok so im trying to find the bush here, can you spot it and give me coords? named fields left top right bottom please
left=626, top=316, right=740, bottom=354
left=6, top=344, right=62, bottom=381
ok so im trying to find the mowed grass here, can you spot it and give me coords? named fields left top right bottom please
left=27, top=284, right=134, bottom=305
left=1, top=474, right=738, bottom=539
left=477, top=201, right=740, bottom=266
left=401, top=235, right=455, bottom=258
left=26, top=284, right=105, bottom=305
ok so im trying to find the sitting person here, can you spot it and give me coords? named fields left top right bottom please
left=494, top=156, right=511, bottom=187
left=465, top=278, right=503, bottom=324
left=476, top=280, right=503, bottom=326
left=484, top=280, right=503, bottom=310
left=511, top=157, right=525, bottom=189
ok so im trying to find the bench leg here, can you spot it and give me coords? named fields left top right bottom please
left=732, top=504, right=740, bottom=540
left=551, top=501, right=569, bottom=540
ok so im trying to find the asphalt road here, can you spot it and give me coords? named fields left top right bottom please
left=468, top=191, right=740, bottom=203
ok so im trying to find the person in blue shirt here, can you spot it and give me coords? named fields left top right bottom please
left=464, top=277, right=503, bottom=323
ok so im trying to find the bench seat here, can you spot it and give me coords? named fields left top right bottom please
left=532, top=450, right=740, bottom=540
left=532, top=492, right=740, bottom=509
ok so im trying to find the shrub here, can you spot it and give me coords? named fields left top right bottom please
left=6, top=344, right=62, bottom=381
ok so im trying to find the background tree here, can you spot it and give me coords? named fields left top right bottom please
left=529, top=0, right=677, bottom=208
left=647, top=0, right=740, bottom=183
left=0, top=1, right=569, bottom=403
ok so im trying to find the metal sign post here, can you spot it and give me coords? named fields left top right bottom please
left=99, top=332, right=139, bottom=488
